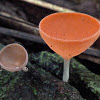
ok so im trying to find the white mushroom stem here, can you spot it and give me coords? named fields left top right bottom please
left=22, top=67, right=28, bottom=72
left=63, top=59, right=71, bottom=82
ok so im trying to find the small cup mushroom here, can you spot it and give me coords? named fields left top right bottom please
left=39, top=12, right=100, bottom=82
left=0, top=43, right=28, bottom=72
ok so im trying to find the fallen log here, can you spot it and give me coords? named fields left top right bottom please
left=30, top=51, right=100, bottom=100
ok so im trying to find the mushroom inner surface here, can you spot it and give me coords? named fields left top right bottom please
left=0, top=45, right=26, bottom=68
left=40, top=13, right=100, bottom=40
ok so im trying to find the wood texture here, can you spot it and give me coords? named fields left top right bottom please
left=0, top=13, right=39, bottom=36
left=0, top=27, right=45, bottom=44
left=22, top=0, right=75, bottom=12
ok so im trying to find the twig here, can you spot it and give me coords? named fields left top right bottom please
left=78, top=48, right=100, bottom=64
left=21, top=0, right=75, bottom=13
left=0, top=12, right=39, bottom=36
left=78, top=54, right=100, bottom=64
left=83, top=48, right=100, bottom=58
left=0, top=27, right=45, bottom=44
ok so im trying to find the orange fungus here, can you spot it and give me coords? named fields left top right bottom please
left=39, top=13, right=100, bottom=59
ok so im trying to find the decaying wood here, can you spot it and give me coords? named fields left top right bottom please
left=0, top=27, right=45, bottom=44
left=0, top=12, right=39, bottom=36
left=83, top=48, right=100, bottom=58
left=31, top=51, right=100, bottom=100
left=78, top=54, right=100, bottom=64
left=93, top=37, right=100, bottom=49
left=22, top=0, right=75, bottom=13
left=78, top=48, right=100, bottom=64
left=0, top=12, right=26, bottom=22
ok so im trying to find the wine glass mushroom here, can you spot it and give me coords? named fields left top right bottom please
left=39, top=13, right=100, bottom=82
left=0, top=43, right=28, bottom=72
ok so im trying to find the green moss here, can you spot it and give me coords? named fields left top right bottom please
left=29, top=51, right=64, bottom=79
left=31, top=51, right=63, bottom=67
left=32, top=87, right=37, bottom=95
left=0, top=70, right=21, bottom=98
left=71, top=59, right=100, bottom=96
left=0, top=43, right=4, bottom=50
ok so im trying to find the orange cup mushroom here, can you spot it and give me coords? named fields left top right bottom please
left=0, top=43, right=28, bottom=72
left=39, top=13, right=100, bottom=82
